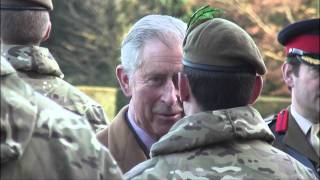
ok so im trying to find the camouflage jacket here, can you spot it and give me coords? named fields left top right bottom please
left=1, top=44, right=107, bottom=132
left=125, top=106, right=317, bottom=180
left=0, top=57, right=123, bottom=180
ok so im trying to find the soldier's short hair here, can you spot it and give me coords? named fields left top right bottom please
left=120, top=14, right=187, bottom=77
left=184, top=66, right=255, bottom=111
left=1, top=10, right=49, bottom=44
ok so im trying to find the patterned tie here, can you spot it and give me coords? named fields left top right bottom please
left=310, top=123, right=319, bottom=156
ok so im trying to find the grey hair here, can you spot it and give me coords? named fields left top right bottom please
left=120, top=14, right=187, bottom=76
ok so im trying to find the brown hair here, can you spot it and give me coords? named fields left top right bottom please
left=1, top=10, right=49, bottom=44
left=184, top=66, right=255, bottom=111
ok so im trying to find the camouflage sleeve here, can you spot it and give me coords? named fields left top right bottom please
left=0, top=73, right=38, bottom=164
left=59, top=82, right=109, bottom=133
left=24, top=77, right=109, bottom=133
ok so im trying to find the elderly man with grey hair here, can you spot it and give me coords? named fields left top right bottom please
left=96, top=14, right=187, bottom=173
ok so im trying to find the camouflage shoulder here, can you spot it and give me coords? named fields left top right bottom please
left=33, top=78, right=108, bottom=131
left=125, top=158, right=159, bottom=180
left=264, top=114, right=277, bottom=125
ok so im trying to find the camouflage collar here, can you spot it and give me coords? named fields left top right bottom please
left=1, top=44, right=64, bottom=78
left=150, top=106, right=275, bottom=157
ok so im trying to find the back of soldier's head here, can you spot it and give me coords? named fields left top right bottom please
left=182, top=6, right=266, bottom=110
left=0, top=0, right=53, bottom=44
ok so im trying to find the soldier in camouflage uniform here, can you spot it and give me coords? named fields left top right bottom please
left=0, top=0, right=107, bottom=132
left=125, top=6, right=317, bottom=179
left=0, top=57, right=123, bottom=179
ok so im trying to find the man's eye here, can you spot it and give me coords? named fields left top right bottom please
left=148, top=76, right=164, bottom=86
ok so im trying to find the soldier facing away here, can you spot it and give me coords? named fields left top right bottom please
left=125, top=6, right=317, bottom=179
left=266, top=18, right=319, bottom=177
left=0, top=57, right=123, bottom=180
left=0, top=0, right=108, bottom=132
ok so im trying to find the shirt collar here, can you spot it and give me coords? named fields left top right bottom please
left=291, top=105, right=313, bottom=135
left=127, top=105, right=156, bottom=151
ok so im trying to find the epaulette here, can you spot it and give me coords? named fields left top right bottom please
left=275, top=109, right=289, bottom=133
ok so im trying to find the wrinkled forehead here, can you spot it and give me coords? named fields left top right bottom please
left=143, top=54, right=183, bottom=64
left=139, top=56, right=183, bottom=75
left=140, top=38, right=182, bottom=65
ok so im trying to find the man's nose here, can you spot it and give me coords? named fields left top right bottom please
left=160, top=80, right=179, bottom=106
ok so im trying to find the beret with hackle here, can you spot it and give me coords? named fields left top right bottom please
left=183, top=18, right=266, bottom=75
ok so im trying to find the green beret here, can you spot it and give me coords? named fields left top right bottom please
left=0, top=0, right=53, bottom=11
left=183, top=18, right=266, bottom=75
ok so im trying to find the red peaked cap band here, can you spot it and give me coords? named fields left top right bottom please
left=285, top=34, right=320, bottom=55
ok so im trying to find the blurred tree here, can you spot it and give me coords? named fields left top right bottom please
left=44, top=0, right=120, bottom=86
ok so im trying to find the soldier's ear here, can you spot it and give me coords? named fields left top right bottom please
left=41, top=21, right=51, bottom=42
left=178, top=73, right=190, bottom=102
left=249, top=75, right=263, bottom=104
left=282, top=63, right=294, bottom=89
left=116, top=65, right=132, bottom=97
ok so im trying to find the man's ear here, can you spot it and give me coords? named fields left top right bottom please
left=248, top=75, right=263, bottom=104
left=178, top=73, right=190, bottom=102
left=41, top=21, right=51, bottom=42
left=116, top=65, right=132, bottom=97
left=282, top=62, right=294, bottom=88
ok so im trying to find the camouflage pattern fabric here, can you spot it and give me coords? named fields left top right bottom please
left=1, top=44, right=108, bottom=132
left=0, top=57, right=123, bottom=180
left=125, top=106, right=317, bottom=179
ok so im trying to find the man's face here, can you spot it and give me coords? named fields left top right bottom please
left=129, top=38, right=183, bottom=139
left=290, top=63, right=320, bottom=122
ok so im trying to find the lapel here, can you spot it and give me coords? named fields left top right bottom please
left=283, top=109, right=319, bottom=163
left=107, top=105, right=148, bottom=173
